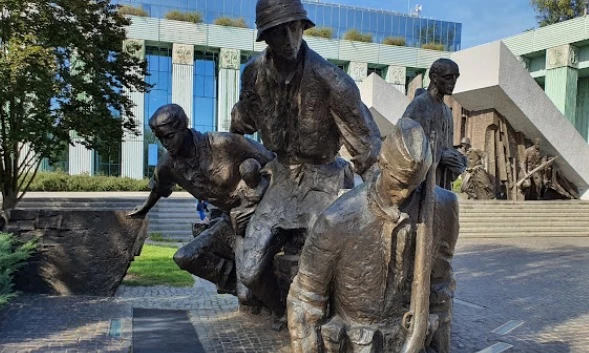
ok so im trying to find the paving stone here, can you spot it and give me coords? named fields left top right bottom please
left=1, top=237, right=588, bottom=352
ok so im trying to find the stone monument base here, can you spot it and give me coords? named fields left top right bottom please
left=6, top=209, right=148, bottom=296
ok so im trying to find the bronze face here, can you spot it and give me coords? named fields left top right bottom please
left=152, top=124, right=186, bottom=157
left=263, top=20, right=304, bottom=61
left=431, top=62, right=460, bottom=96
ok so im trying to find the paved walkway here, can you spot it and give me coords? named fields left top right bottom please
left=1, top=237, right=588, bottom=353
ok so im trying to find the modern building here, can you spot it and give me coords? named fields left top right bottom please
left=58, top=0, right=462, bottom=178
left=501, top=16, right=589, bottom=143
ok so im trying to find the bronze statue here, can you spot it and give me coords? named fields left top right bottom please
left=521, top=137, right=546, bottom=199
left=403, top=59, right=466, bottom=190
left=128, top=104, right=275, bottom=294
left=458, top=137, right=494, bottom=200
left=230, top=0, right=381, bottom=316
left=287, top=118, right=459, bottom=353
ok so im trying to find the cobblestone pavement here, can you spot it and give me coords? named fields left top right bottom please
left=0, top=296, right=132, bottom=353
left=451, top=237, right=589, bottom=353
left=1, top=237, right=588, bottom=353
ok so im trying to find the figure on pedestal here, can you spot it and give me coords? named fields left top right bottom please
left=287, top=118, right=459, bottom=353
left=128, top=104, right=275, bottom=294
left=458, top=137, right=495, bottom=200
left=403, top=59, right=466, bottom=190
left=521, top=137, right=546, bottom=200
left=230, top=0, right=381, bottom=316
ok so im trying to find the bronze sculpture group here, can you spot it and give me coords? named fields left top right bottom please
left=130, top=0, right=465, bottom=351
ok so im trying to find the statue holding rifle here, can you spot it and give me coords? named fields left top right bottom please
left=287, top=118, right=460, bottom=353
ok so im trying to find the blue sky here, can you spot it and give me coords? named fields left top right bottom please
left=326, top=0, right=538, bottom=48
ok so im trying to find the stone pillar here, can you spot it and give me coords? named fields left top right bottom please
left=69, top=132, right=94, bottom=175
left=422, top=69, right=431, bottom=88
left=347, top=61, right=368, bottom=84
left=172, top=43, right=195, bottom=127
left=575, top=77, right=589, bottom=142
left=217, top=48, right=241, bottom=132
left=385, top=65, right=406, bottom=94
left=121, top=39, right=146, bottom=179
left=407, top=73, right=424, bottom=101
left=545, top=44, right=578, bottom=123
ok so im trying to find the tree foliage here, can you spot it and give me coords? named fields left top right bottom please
left=530, top=0, right=586, bottom=27
left=0, top=232, right=35, bottom=308
left=0, top=1, right=150, bottom=210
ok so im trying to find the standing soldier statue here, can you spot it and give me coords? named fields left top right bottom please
left=403, top=59, right=466, bottom=190
left=231, top=0, right=381, bottom=316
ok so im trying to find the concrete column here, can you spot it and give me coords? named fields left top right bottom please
left=575, top=77, right=589, bottom=142
left=121, top=39, right=146, bottom=179
left=347, top=61, right=368, bottom=84
left=69, top=132, right=94, bottom=175
left=217, top=48, right=241, bottom=132
left=422, top=69, right=431, bottom=88
left=172, top=43, right=195, bottom=127
left=545, top=44, right=579, bottom=123
left=385, top=65, right=406, bottom=94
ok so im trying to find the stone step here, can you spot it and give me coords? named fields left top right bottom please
left=460, top=232, right=589, bottom=238
left=460, top=216, right=589, bottom=225
left=460, top=226, right=589, bottom=233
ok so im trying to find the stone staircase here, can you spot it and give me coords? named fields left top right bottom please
left=8, top=192, right=198, bottom=242
left=8, top=194, right=589, bottom=241
left=459, top=200, right=589, bottom=238
left=148, top=197, right=199, bottom=241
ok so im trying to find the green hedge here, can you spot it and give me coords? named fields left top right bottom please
left=383, top=36, right=406, bottom=46
left=26, top=172, right=150, bottom=192
left=0, top=233, right=35, bottom=308
left=165, top=10, right=203, bottom=24
left=214, top=16, right=248, bottom=28
left=304, top=27, right=333, bottom=39
left=118, top=5, right=148, bottom=17
left=421, top=42, right=446, bottom=51
left=343, top=29, right=373, bottom=43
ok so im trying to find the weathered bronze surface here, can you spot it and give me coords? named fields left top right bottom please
left=287, top=118, right=459, bottom=353
left=230, top=0, right=381, bottom=315
left=459, top=137, right=495, bottom=200
left=403, top=59, right=466, bottom=190
left=128, top=104, right=275, bottom=294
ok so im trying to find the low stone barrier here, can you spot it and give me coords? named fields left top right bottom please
left=6, top=209, right=148, bottom=296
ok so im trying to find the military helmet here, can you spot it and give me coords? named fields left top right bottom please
left=461, top=137, right=471, bottom=146
left=255, top=0, right=315, bottom=42
left=380, top=118, right=432, bottom=190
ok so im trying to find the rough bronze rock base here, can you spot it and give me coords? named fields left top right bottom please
left=7, top=209, right=148, bottom=296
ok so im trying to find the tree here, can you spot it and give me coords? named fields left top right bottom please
left=530, top=0, right=586, bottom=27
left=0, top=1, right=150, bottom=211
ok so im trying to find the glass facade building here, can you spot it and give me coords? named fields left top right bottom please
left=70, top=0, right=461, bottom=178
left=114, top=0, right=461, bottom=51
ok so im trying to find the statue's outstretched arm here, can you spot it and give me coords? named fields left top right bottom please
left=127, top=191, right=161, bottom=218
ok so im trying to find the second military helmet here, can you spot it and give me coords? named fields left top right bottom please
left=255, top=0, right=315, bottom=42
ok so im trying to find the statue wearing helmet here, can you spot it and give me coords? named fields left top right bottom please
left=231, top=0, right=381, bottom=317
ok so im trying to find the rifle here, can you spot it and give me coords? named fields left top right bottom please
left=516, top=156, right=559, bottom=189
left=401, top=132, right=438, bottom=353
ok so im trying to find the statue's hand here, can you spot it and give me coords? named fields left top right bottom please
left=127, top=207, right=147, bottom=219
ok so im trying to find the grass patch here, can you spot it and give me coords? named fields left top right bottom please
left=383, top=36, right=406, bottom=46
left=118, top=5, right=148, bottom=17
left=164, top=10, right=203, bottom=24
left=123, top=244, right=194, bottom=287
left=343, top=29, right=373, bottom=43
left=421, top=42, right=446, bottom=51
left=214, top=16, right=249, bottom=28
left=304, top=27, right=333, bottom=39
left=148, top=233, right=176, bottom=243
